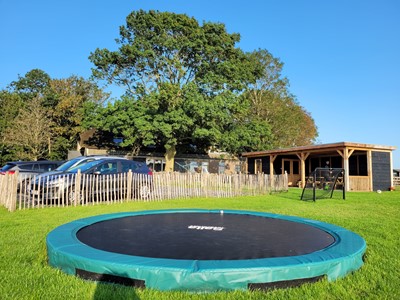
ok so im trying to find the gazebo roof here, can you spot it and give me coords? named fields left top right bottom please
left=242, top=142, right=396, bottom=157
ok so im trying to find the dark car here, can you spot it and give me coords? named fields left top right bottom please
left=32, top=155, right=125, bottom=180
left=28, top=158, right=153, bottom=204
left=0, top=160, right=64, bottom=190
left=0, top=160, right=64, bottom=176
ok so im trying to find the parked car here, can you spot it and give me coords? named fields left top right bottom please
left=28, top=158, right=153, bottom=204
left=0, top=160, right=64, bottom=190
left=0, top=160, right=64, bottom=176
left=32, top=155, right=125, bottom=179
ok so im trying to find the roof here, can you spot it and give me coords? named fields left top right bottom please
left=242, top=142, right=396, bottom=157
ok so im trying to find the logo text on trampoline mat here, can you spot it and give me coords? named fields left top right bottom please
left=188, top=225, right=225, bottom=231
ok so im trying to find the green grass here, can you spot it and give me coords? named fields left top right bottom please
left=1, top=189, right=399, bottom=299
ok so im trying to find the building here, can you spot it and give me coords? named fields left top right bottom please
left=242, top=142, right=396, bottom=191
left=71, top=129, right=243, bottom=174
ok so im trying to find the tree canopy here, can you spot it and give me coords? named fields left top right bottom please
left=245, top=49, right=318, bottom=148
left=89, top=10, right=272, bottom=170
left=0, top=11, right=318, bottom=167
left=0, top=70, right=107, bottom=162
left=3, top=96, right=52, bottom=160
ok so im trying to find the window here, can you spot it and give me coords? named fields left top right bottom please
left=122, top=161, right=140, bottom=172
left=349, top=154, right=368, bottom=176
left=97, top=162, right=117, bottom=174
left=19, top=164, right=34, bottom=170
left=283, top=161, right=290, bottom=173
left=282, top=159, right=299, bottom=175
left=293, top=161, right=299, bottom=174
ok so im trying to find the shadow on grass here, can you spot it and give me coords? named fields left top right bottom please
left=272, top=188, right=303, bottom=201
left=79, top=271, right=141, bottom=300
left=93, top=281, right=141, bottom=300
left=277, top=188, right=346, bottom=202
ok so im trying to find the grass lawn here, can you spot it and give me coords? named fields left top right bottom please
left=1, top=188, right=399, bottom=299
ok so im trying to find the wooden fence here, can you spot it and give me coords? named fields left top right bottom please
left=0, top=171, right=288, bottom=212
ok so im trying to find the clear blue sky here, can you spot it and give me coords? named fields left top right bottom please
left=1, top=0, right=399, bottom=167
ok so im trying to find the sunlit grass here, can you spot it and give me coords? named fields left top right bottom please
left=1, top=189, right=399, bottom=299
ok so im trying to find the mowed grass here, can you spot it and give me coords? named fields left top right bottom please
left=1, top=189, right=399, bottom=300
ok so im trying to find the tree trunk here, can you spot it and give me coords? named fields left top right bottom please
left=164, top=145, right=176, bottom=172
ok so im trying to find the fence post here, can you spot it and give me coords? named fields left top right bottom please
left=0, top=173, right=6, bottom=208
left=3, top=172, right=18, bottom=212
left=126, top=170, right=132, bottom=200
left=74, top=170, right=82, bottom=207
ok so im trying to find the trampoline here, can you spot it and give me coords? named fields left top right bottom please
left=47, top=209, right=366, bottom=291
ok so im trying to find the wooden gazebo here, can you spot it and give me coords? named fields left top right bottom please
left=242, top=142, right=396, bottom=191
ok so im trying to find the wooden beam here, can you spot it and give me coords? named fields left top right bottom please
left=295, top=152, right=309, bottom=188
left=337, top=148, right=354, bottom=158
left=295, top=152, right=310, bottom=161
left=390, top=151, right=394, bottom=189
left=269, top=155, right=277, bottom=187
left=342, top=148, right=355, bottom=191
left=337, top=148, right=355, bottom=191
left=367, top=150, right=373, bottom=191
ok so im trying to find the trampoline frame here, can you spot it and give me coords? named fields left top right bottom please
left=47, top=209, right=366, bottom=291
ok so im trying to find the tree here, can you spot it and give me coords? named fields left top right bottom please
left=89, top=10, right=262, bottom=170
left=1, top=70, right=108, bottom=161
left=0, top=90, right=24, bottom=163
left=46, top=76, right=109, bottom=159
left=0, top=70, right=51, bottom=162
left=3, top=96, right=52, bottom=160
left=82, top=95, right=154, bottom=156
left=218, top=94, right=273, bottom=154
left=245, top=49, right=318, bottom=147
left=10, top=69, right=51, bottom=100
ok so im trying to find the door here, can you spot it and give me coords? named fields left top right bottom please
left=255, top=159, right=263, bottom=174
left=282, top=159, right=300, bottom=186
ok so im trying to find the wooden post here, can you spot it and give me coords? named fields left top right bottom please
left=389, top=151, right=394, bottom=189
left=269, top=155, right=277, bottom=189
left=367, top=150, right=373, bottom=191
left=127, top=170, right=132, bottom=200
left=296, top=152, right=310, bottom=188
left=337, top=148, right=354, bottom=192
left=75, top=170, right=81, bottom=206
left=343, top=150, right=350, bottom=192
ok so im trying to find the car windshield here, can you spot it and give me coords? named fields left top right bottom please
left=67, top=160, right=105, bottom=173
left=55, top=157, right=85, bottom=171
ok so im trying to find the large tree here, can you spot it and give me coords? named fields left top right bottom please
left=246, top=49, right=318, bottom=147
left=89, top=10, right=265, bottom=170
left=0, top=90, right=24, bottom=163
left=10, top=69, right=51, bottom=100
left=3, top=96, right=52, bottom=160
left=1, top=70, right=108, bottom=161
left=45, top=76, right=109, bottom=159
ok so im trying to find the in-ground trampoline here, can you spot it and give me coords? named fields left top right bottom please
left=47, top=209, right=366, bottom=291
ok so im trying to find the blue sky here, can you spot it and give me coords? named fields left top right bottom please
left=1, top=0, right=399, bottom=167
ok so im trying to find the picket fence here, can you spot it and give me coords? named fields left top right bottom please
left=0, top=171, right=288, bottom=212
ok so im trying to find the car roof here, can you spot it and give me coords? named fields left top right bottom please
left=66, top=158, right=147, bottom=173
left=67, top=155, right=128, bottom=161
left=4, top=160, right=63, bottom=165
